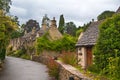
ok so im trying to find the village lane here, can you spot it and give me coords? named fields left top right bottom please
left=0, top=57, right=50, bottom=80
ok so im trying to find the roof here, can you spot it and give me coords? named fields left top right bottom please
left=76, top=21, right=102, bottom=47
left=116, top=6, right=120, bottom=13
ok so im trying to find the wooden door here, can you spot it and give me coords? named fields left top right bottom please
left=86, top=47, right=92, bottom=67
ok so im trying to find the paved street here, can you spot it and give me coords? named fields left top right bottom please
left=0, top=57, right=50, bottom=80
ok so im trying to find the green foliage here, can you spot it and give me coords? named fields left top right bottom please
left=20, top=54, right=31, bottom=60
left=36, top=33, right=76, bottom=55
left=10, top=48, right=26, bottom=57
left=0, top=48, right=6, bottom=60
left=11, top=16, right=20, bottom=26
left=58, top=14, right=65, bottom=34
left=65, top=22, right=77, bottom=36
left=87, top=64, right=99, bottom=74
left=7, top=47, right=31, bottom=60
left=76, top=27, right=83, bottom=37
left=11, top=30, right=23, bottom=39
left=0, top=10, right=16, bottom=60
left=82, top=21, right=91, bottom=32
left=107, top=50, right=120, bottom=80
left=0, top=0, right=11, bottom=12
left=93, top=13, right=120, bottom=78
left=97, top=11, right=115, bottom=21
left=22, top=19, right=40, bottom=33
left=60, top=51, right=77, bottom=66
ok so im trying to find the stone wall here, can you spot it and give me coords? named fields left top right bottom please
left=58, top=61, right=91, bottom=80
left=32, top=56, right=91, bottom=80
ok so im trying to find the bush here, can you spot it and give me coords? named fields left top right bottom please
left=60, top=51, right=77, bottom=66
left=47, top=57, right=59, bottom=79
left=21, top=54, right=31, bottom=60
left=36, top=33, right=76, bottom=54
left=0, top=48, right=6, bottom=61
left=7, top=47, right=31, bottom=60
left=87, top=64, right=99, bottom=74
left=107, top=50, right=120, bottom=80
left=97, top=11, right=115, bottom=21
left=93, top=13, right=120, bottom=78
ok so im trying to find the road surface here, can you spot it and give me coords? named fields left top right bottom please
left=0, top=57, right=50, bottom=80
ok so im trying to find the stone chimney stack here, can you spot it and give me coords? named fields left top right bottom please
left=50, top=17, right=57, bottom=27
left=92, top=19, right=94, bottom=22
left=41, top=14, right=50, bottom=31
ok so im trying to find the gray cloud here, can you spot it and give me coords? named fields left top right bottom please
left=10, top=0, right=120, bottom=27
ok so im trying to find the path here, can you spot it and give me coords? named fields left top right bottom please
left=0, top=57, right=50, bottom=80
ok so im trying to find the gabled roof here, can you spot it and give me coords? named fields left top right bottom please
left=116, top=6, right=120, bottom=13
left=76, top=21, right=102, bottom=47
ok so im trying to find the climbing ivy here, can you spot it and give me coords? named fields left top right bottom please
left=35, top=33, right=76, bottom=55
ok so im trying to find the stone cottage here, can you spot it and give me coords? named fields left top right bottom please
left=8, top=15, right=62, bottom=57
left=76, top=7, right=120, bottom=69
left=76, top=21, right=102, bottom=69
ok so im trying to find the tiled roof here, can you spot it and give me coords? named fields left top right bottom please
left=76, top=21, right=102, bottom=47
left=116, top=6, right=120, bottom=13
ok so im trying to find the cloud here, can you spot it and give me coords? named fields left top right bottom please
left=10, top=6, right=27, bottom=17
left=10, top=0, right=120, bottom=26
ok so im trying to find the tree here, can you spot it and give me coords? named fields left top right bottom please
left=64, top=22, right=77, bottom=36
left=22, top=19, right=40, bottom=33
left=93, top=13, right=120, bottom=78
left=76, top=27, right=83, bottom=37
left=97, top=10, right=115, bottom=21
left=58, top=14, right=65, bottom=34
left=12, top=16, right=20, bottom=26
left=0, top=10, right=16, bottom=60
left=0, top=0, right=11, bottom=12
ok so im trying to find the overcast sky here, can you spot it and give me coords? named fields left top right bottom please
left=10, top=0, right=120, bottom=27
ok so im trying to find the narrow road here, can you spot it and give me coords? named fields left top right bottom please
left=0, top=57, right=50, bottom=80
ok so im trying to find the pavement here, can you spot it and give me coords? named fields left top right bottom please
left=0, top=57, right=50, bottom=80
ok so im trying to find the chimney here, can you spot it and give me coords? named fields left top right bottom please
left=50, top=17, right=57, bottom=27
left=92, top=19, right=94, bottom=22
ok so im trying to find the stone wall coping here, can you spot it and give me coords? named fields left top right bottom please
left=56, top=60, right=91, bottom=80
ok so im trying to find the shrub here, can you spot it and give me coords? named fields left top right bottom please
left=93, top=13, right=120, bottom=78
left=47, top=57, right=59, bottom=79
left=36, top=33, right=76, bottom=55
left=107, top=50, right=120, bottom=80
left=60, top=51, right=77, bottom=66
left=21, top=54, right=31, bottom=60
left=87, top=64, right=99, bottom=74
left=7, top=47, right=31, bottom=60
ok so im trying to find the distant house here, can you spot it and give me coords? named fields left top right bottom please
left=76, top=7, right=120, bottom=69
